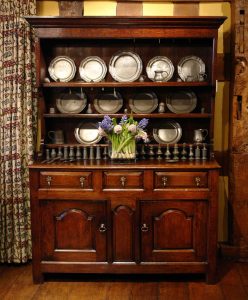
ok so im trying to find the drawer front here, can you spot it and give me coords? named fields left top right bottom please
left=154, top=171, right=208, bottom=189
left=103, top=171, right=144, bottom=190
left=40, top=171, right=93, bottom=189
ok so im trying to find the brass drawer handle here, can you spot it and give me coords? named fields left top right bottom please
left=46, top=176, right=52, bottom=187
left=80, top=176, right=85, bottom=188
left=99, top=223, right=107, bottom=233
left=195, top=176, right=201, bottom=186
left=141, top=223, right=149, bottom=232
left=120, top=176, right=126, bottom=187
left=162, top=176, right=168, bottom=187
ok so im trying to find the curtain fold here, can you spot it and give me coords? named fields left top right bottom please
left=0, top=0, right=36, bottom=16
left=0, top=1, right=37, bottom=263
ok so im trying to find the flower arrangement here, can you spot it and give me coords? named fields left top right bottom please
left=98, top=115, right=149, bottom=159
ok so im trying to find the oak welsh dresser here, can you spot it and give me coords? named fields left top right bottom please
left=26, top=16, right=225, bottom=283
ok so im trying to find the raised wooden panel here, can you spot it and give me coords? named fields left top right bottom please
left=55, top=208, right=94, bottom=250
left=41, top=200, right=107, bottom=262
left=140, top=200, right=207, bottom=262
left=112, top=205, right=135, bottom=262
left=154, top=209, right=192, bottom=249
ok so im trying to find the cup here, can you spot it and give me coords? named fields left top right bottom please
left=49, top=107, right=55, bottom=114
left=193, top=129, right=208, bottom=143
left=198, top=72, right=207, bottom=82
left=48, top=130, right=64, bottom=144
left=154, top=70, right=168, bottom=82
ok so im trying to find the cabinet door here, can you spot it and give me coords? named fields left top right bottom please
left=140, top=200, right=207, bottom=262
left=40, top=200, right=107, bottom=262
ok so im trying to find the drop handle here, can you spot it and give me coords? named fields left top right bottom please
left=99, top=223, right=107, bottom=233
left=79, top=176, right=85, bottom=188
left=120, top=176, right=126, bottom=187
left=195, top=176, right=201, bottom=187
left=141, top=223, right=149, bottom=232
left=162, top=176, right=168, bottom=187
left=46, top=176, right=52, bottom=187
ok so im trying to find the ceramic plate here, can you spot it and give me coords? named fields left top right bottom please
left=94, top=92, right=123, bottom=114
left=146, top=56, right=174, bottom=82
left=56, top=91, right=87, bottom=114
left=129, top=92, right=158, bottom=114
left=166, top=91, right=197, bottom=114
left=153, top=120, right=182, bottom=144
left=177, top=55, right=205, bottom=82
left=109, top=51, right=143, bottom=82
left=74, top=121, right=102, bottom=145
left=48, top=56, right=76, bottom=82
left=79, top=56, right=107, bottom=82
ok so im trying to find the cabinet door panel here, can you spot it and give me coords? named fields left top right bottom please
left=41, top=200, right=107, bottom=262
left=154, top=209, right=192, bottom=249
left=112, top=205, right=135, bottom=262
left=55, top=208, right=94, bottom=250
left=140, top=200, right=207, bottom=262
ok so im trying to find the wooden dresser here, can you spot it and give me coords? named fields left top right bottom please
left=26, top=16, right=225, bottom=283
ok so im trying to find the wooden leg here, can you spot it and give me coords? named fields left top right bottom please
left=32, top=265, right=44, bottom=284
left=206, top=269, right=217, bottom=284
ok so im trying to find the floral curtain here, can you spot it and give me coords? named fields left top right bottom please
left=0, top=1, right=37, bottom=263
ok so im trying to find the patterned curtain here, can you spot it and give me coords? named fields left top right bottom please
left=0, top=1, right=37, bottom=263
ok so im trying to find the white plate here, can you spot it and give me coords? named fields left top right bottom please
left=109, top=51, right=143, bottom=82
left=74, top=121, right=102, bottom=145
left=56, top=91, right=87, bottom=114
left=48, top=56, right=76, bottom=82
left=146, top=56, right=174, bottom=82
left=79, top=56, right=107, bottom=82
left=177, top=55, right=205, bottom=82
left=129, top=92, right=158, bottom=114
left=153, top=120, right=182, bottom=144
left=94, top=92, right=123, bottom=114
left=166, top=91, right=197, bottom=114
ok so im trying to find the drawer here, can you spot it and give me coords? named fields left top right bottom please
left=154, top=171, right=208, bottom=189
left=103, top=171, right=144, bottom=190
left=39, top=171, right=93, bottom=189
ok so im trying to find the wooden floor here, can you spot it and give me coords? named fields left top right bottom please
left=0, top=260, right=248, bottom=300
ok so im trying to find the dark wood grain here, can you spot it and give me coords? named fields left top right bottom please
left=228, top=0, right=248, bottom=261
left=159, top=282, right=189, bottom=300
left=1, top=261, right=248, bottom=299
left=189, top=282, right=224, bottom=300
left=26, top=16, right=224, bottom=284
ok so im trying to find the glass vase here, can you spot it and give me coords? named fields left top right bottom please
left=109, top=138, right=136, bottom=160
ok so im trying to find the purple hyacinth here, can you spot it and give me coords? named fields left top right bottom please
left=138, top=118, right=149, bottom=129
left=98, top=115, right=113, bottom=132
left=119, top=115, right=128, bottom=125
